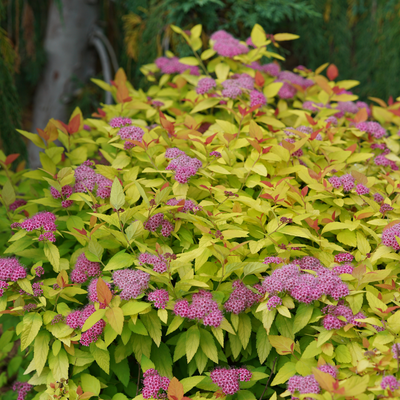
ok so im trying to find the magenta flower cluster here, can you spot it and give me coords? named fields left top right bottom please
left=329, top=174, right=355, bottom=192
left=74, top=160, right=113, bottom=199
left=15, top=211, right=57, bottom=242
left=165, top=149, right=202, bottom=183
left=166, top=198, right=196, bottom=213
left=112, top=269, right=150, bottom=300
left=221, top=73, right=254, bottom=99
left=262, top=257, right=350, bottom=304
left=263, top=257, right=283, bottom=264
left=224, top=280, right=262, bottom=314
left=109, top=117, right=132, bottom=128
left=12, top=381, right=33, bottom=400
left=322, top=303, right=365, bottom=330
left=138, top=252, right=168, bottom=273
left=356, top=121, right=386, bottom=139
left=210, top=366, right=252, bottom=395
left=0, top=258, right=27, bottom=291
left=66, top=304, right=106, bottom=346
left=144, top=213, right=174, bottom=237
left=210, top=30, right=248, bottom=58
left=196, top=77, right=217, bottom=95
left=250, top=90, right=267, bottom=108
left=247, top=61, right=280, bottom=76
left=381, top=375, right=400, bottom=391
left=142, top=368, right=170, bottom=399
left=50, top=184, right=74, bottom=208
left=155, top=56, right=199, bottom=75
left=148, top=289, right=169, bottom=309
left=87, top=278, right=112, bottom=304
left=118, top=126, right=145, bottom=150
left=174, top=290, right=223, bottom=328
left=70, top=253, right=101, bottom=283
left=267, top=295, right=282, bottom=310
left=9, top=199, right=27, bottom=211
left=276, top=71, right=313, bottom=99
left=334, top=253, right=354, bottom=263
left=382, top=223, right=400, bottom=250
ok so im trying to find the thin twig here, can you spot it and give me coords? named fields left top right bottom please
left=259, top=357, right=278, bottom=400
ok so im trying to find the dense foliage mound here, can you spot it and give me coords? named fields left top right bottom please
left=1, top=24, right=400, bottom=400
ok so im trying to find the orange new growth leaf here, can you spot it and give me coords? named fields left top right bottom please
left=97, top=277, right=113, bottom=306
left=5, top=154, right=20, bottom=165
left=255, top=71, right=265, bottom=87
left=68, top=114, right=81, bottom=135
left=57, top=270, right=69, bottom=289
left=168, top=377, right=184, bottom=400
left=327, top=64, right=339, bottom=81
left=354, top=107, right=368, bottom=123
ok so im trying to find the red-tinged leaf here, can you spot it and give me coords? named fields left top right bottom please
left=168, top=82, right=178, bottom=88
left=274, top=108, right=279, bottom=116
left=305, top=113, right=317, bottom=126
left=378, top=292, right=383, bottom=300
left=247, top=139, right=261, bottom=153
left=388, top=95, right=394, bottom=105
left=160, top=115, right=175, bottom=135
left=310, top=128, right=323, bottom=140
left=308, top=169, right=320, bottom=180
left=5, top=154, right=20, bottom=165
left=355, top=212, right=374, bottom=220
left=301, top=186, right=309, bottom=197
left=57, top=270, right=69, bottom=289
left=161, top=182, right=170, bottom=191
left=79, top=392, right=96, bottom=400
left=238, top=105, right=246, bottom=116
left=126, top=139, right=146, bottom=149
left=97, top=277, right=112, bottom=306
left=182, top=397, right=191, bottom=400
left=346, top=143, right=357, bottom=153
left=255, top=70, right=265, bottom=87
left=389, top=108, right=400, bottom=117
left=116, top=84, right=130, bottom=104
left=383, top=220, right=400, bottom=232
left=168, top=377, right=184, bottom=400
left=305, top=218, right=319, bottom=231
left=97, top=108, right=106, bottom=117
left=261, top=181, right=273, bottom=187
left=246, top=104, right=260, bottom=115
left=327, top=64, right=339, bottom=81
left=77, top=386, right=83, bottom=396
left=199, top=185, right=210, bottom=190
left=276, top=176, right=294, bottom=186
left=67, top=114, right=81, bottom=134
left=362, top=338, right=370, bottom=348
left=332, top=86, right=342, bottom=94
left=281, top=140, right=294, bottom=151
left=266, top=124, right=280, bottom=133
left=322, top=218, right=333, bottom=224
left=74, top=227, right=87, bottom=236
left=354, top=108, right=368, bottom=123
left=205, top=132, right=218, bottom=145
left=262, top=146, right=272, bottom=154
left=260, top=193, right=274, bottom=200
left=382, top=306, right=400, bottom=313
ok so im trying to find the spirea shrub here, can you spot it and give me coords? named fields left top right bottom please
left=1, top=23, right=400, bottom=400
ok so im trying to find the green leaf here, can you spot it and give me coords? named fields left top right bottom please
left=141, top=310, right=162, bottom=346
left=335, top=345, right=352, bottom=363
left=271, top=362, right=297, bottom=386
left=302, top=340, right=322, bottom=359
left=121, top=300, right=151, bottom=316
left=34, top=331, right=50, bottom=376
left=199, top=328, right=218, bottom=363
left=173, top=332, right=187, bottom=362
left=18, top=278, right=33, bottom=295
left=21, top=313, right=42, bottom=350
left=17, top=129, right=45, bottom=149
left=104, top=250, right=135, bottom=271
left=180, top=376, right=205, bottom=393
left=106, top=307, right=124, bottom=335
left=1, top=179, right=15, bottom=206
left=317, top=329, right=333, bottom=347
left=91, top=345, right=110, bottom=374
left=110, top=177, right=125, bottom=210
left=190, top=98, right=221, bottom=114
left=256, top=325, right=271, bottom=364
left=4, top=236, right=32, bottom=254
left=141, top=354, right=155, bottom=371
left=44, top=241, right=60, bottom=272
left=134, top=181, right=150, bottom=207
left=166, top=315, right=184, bottom=335
left=48, top=348, right=69, bottom=381
left=82, top=309, right=106, bottom=332
left=237, top=390, right=257, bottom=400
left=238, top=313, right=252, bottom=349
left=186, top=325, right=200, bottom=363
left=152, top=342, right=173, bottom=378
left=293, top=303, right=313, bottom=334
left=81, top=373, right=101, bottom=396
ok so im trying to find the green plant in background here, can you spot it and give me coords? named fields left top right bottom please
left=2, top=21, right=400, bottom=400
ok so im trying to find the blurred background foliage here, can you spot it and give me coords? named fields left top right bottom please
left=1, top=0, right=400, bottom=164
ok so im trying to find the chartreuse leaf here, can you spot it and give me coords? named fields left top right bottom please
left=141, top=310, right=162, bottom=346
left=81, top=373, right=101, bottom=396
left=110, top=177, right=125, bottom=210
left=293, top=303, right=313, bottom=334
left=106, top=307, right=124, bottom=335
left=238, top=313, right=252, bottom=348
left=44, top=242, right=60, bottom=272
left=104, top=250, right=135, bottom=271
left=199, top=328, right=218, bottom=363
left=34, top=331, right=50, bottom=376
left=21, top=313, right=42, bottom=350
left=268, top=335, right=294, bottom=355
left=186, top=325, right=200, bottom=362
left=90, top=344, right=110, bottom=374
left=82, top=309, right=106, bottom=332
left=48, top=348, right=69, bottom=381
left=180, top=376, right=205, bottom=392
left=271, top=362, right=296, bottom=386
left=237, top=391, right=256, bottom=400
left=256, top=325, right=271, bottom=363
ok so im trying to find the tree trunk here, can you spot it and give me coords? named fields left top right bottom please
left=29, top=0, right=99, bottom=168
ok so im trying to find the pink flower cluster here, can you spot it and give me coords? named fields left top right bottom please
left=381, top=375, right=400, bottom=391
left=392, top=343, right=400, bottom=359
left=247, top=61, right=280, bottom=76
left=148, top=289, right=169, bottom=309
left=19, top=211, right=57, bottom=240
left=66, top=304, right=106, bottom=346
left=34, top=265, right=45, bottom=277
left=118, top=126, right=145, bottom=150
left=332, top=264, right=354, bottom=275
left=382, top=223, right=400, bottom=250
left=0, top=280, right=8, bottom=297
left=155, top=57, right=199, bottom=75
left=165, top=150, right=202, bottom=184
left=262, top=257, right=350, bottom=304
left=0, top=257, right=27, bottom=285
left=322, top=303, right=365, bottom=330
left=74, top=161, right=113, bottom=199
left=334, top=101, right=359, bottom=117
left=374, top=154, right=398, bottom=170
left=221, top=74, right=255, bottom=99
left=276, top=71, right=313, bottom=99
left=250, top=90, right=267, bottom=107
left=329, top=174, right=355, bottom=192
left=166, top=198, right=196, bottom=213
left=87, top=278, right=112, bottom=304
left=263, top=257, right=283, bottom=264
left=325, top=116, right=338, bottom=125
left=142, top=368, right=170, bottom=399
left=379, top=203, right=393, bottom=213
left=9, top=199, right=27, bottom=211
left=374, top=193, right=384, bottom=203
left=224, top=280, right=262, bottom=314
left=210, top=30, right=248, bottom=58
left=355, top=184, right=369, bottom=195
left=144, top=213, right=174, bottom=237
left=50, top=185, right=74, bottom=208
left=70, top=253, right=101, bottom=283
left=51, top=314, right=64, bottom=324
left=196, top=77, right=217, bottom=95
left=112, top=269, right=150, bottom=300
left=174, top=290, right=223, bottom=328
left=210, top=367, right=252, bottom=395
left=267, top=295, right=282, bottom=310
left=334, top=253, right=354, bottom=263
left=109, top=117, right=132, bottom=128
left=138, top=252, right=169, bottom=273
left=356, top=121, right=386, bottom=139
left=13, top=381, right=33, bottom=400
left=287, top=374, right=320, bottom=399
left=210, top=151, right=222, bottom=158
